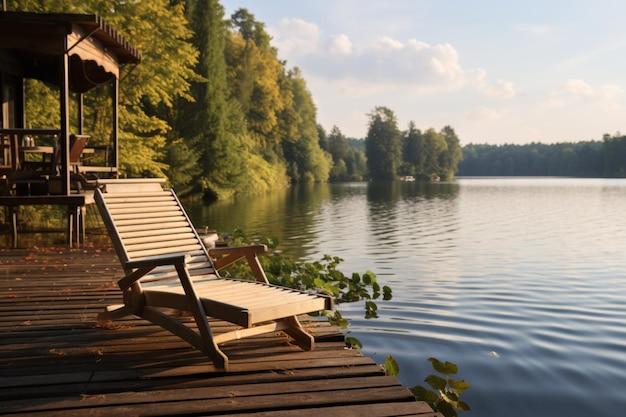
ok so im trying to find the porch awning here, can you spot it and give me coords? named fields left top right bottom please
left=0, top=11, right=141, bottom=93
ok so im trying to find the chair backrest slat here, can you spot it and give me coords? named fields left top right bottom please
left=119, top=226, right=195, bottom=240
left=116, top=221, right=191, bottom=234
left=123, top=231, right=197, bottom=246
left=95, top=181, right=216, bottom=281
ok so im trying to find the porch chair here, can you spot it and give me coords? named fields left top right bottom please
left=68, top=134, right=89, bottom=172
left=94, top=179, right=333, bottom=371
left=53, top=134, right=89, bottom=173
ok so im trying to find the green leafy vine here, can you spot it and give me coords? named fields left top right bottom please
left=385, top=355, right=471, bottom=417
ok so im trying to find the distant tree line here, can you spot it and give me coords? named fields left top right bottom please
left=458, top=133, right=626, bottom=177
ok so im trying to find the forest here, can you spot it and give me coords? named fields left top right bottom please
left=458, top=133, right=626, bottom=178
left=12, top=0, right=463, bottom=200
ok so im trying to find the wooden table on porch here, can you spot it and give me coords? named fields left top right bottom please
left=0, top=193, right=93, bottom=248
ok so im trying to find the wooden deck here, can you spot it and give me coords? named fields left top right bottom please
left=0, top=245, right=441, bottom=416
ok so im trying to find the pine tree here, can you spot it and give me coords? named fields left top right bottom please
left=365, top=106, right=402, bottom=180
left=179, top=0, right=248, bottom=199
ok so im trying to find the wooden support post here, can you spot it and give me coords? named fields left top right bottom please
left=59, top=52, right=70, bottom=195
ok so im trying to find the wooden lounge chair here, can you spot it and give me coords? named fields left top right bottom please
left=94, top=179, right=333, bottom=371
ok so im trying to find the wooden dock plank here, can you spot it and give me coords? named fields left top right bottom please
left=0, top=246, right=441, bottom=416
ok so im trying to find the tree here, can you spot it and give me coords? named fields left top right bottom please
left=402, top=121, right=424, bottom=177
left=327, top=125, right=367, bottom=181
left=317, top=124, right=329, bottom=152
left=327, top=126, right=349, bottom=181
left=178, top=0, right=253, bottom=199
left=102, top=0, right=195, bottom=177
left=329, top=126, right=350, bottom=163
left=439, top=125, right=463, bottom=180
left=230, top=8, right=272, bottom=50
left=603, top=134, right=626, bottom=177
left=280, top=68, right=331, bottom=183
left=365, top=106, right=402, bottom=180
left=422, top=128, right=447, bottom=180
left=347, top=146, right=368, bottom=181
left=227, top=9, right=284, bottom=149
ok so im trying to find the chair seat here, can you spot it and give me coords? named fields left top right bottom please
left=143, top=276, right=331, bottom=328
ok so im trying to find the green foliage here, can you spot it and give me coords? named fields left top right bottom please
left=383, top=356, right=471, bottom=417
left=345, top=336, right=363, bottom=349
left=179, top=0, right=248, bottom=199
left=400, top=125, right=462, bottom=181
left=98, top=0, right=199, bottom=179
left=23, top=80, right=59, bottom=129
left=366, top=106, right=402, bottom=180
left=279, top=68, right=332, bottom=183
left=396, top=357, right=472, bottom=417
left=383, top=354, right=400, bottom=377
left=440, top=126, right=464, bottom=181
left=327, top=126, right=368, bottom=181
left=364, top=107, right=462, bottom=181
left=602, top=134, right=626, bottom=177
left=165, top=138, right=201, bottom=196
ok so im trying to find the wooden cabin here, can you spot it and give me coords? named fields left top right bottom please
left=0, top=11, right=140, bottom=246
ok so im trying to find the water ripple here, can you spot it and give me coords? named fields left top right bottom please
left=193, top=179, right=626, bottom=417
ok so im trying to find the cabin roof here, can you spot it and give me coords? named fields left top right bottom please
left=0, top=11, right=141, bottom=63
left=0, top=11, right=141, bottom=92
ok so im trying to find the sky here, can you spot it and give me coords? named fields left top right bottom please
left=221, top=0, right=626, bottom=145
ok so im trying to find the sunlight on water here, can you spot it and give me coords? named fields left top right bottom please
left=190, top=178, right=626, bottom=417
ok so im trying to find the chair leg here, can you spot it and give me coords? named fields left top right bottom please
left=97, top=304, right=135, bottom=321
left=279, top=316, right=315, bottom=351
left=10, top=208, right=17, bottom=249
left=199, top=332, right=229, bottom=371
left=174, top=263, right=230, bottom=370
left=140, top=306, right=229, bottom=371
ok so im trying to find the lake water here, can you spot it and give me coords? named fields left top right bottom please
left=187, top=178, right=626, bottom=417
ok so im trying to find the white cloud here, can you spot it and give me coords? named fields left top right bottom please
left=376, top=36, right=404, bottom=50
left=549, top=79, right=623, bottom=106
left=472, top=69, right=516, bottom=99
left=428, top=43, right=465, bottom=87
left=328, top=34, right=352, bottom=55
left=272, top=18, right=320, bottom=55
left=407, top=39, right=430, bottom=51
left=270, top=18, right=514, bottom=98
left=563, top=79, right=594, bottom=96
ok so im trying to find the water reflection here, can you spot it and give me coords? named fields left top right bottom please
left=186, top=183, right=333, bottom=259
left=187, top=181, right=462, bottom=264
left=188, top=178, right=626, bottom=417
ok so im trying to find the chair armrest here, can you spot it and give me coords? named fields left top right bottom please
left=209, top=244, right=269, bottom=283
left=119, top=254, right=190, bottom=290
left=208, top=244, right=267, bottom=257
left=125, top=254, right=190, bottom=270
